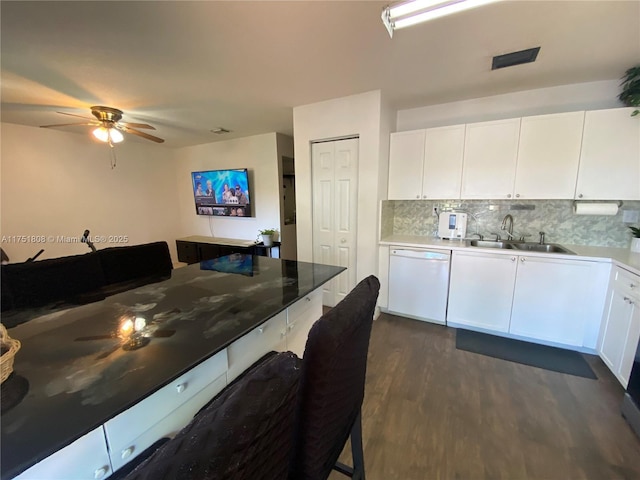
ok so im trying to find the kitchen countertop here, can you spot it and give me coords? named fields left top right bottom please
left=1, top=255, right=344, bottom=479
left=380, top=234, right=640, bottom=276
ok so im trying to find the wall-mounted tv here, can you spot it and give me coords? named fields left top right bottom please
left=191, top=169, right=252, bottom=217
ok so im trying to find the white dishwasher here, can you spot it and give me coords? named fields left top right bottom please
left=388, top=247, right=451, bottom=325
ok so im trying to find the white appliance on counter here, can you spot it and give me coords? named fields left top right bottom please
left=388, top=247, right=451, bottom=325
left=438, top=212, right=467, bottom=239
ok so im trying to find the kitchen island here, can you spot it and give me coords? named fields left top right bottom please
left=1, top=255, right=344, bottom=480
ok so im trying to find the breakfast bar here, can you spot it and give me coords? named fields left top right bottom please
left=1, top=255, right=344, bottom=479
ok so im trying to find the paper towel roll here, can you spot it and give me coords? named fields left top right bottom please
left=573, top=202, right=619, bottom=215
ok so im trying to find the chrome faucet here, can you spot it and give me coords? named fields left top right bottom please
left=539, top=231, right=546, bottom=245
left=500, top=214, right=515, bottom=239
left=469, top=233, right=484, bottom=241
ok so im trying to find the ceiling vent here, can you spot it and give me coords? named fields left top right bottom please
left=211, top=127, right=231, bottom=134
left=492, top=47, right=540, bottom=70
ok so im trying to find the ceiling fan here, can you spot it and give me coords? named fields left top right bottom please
left=40, top=105, right=165, bottom=144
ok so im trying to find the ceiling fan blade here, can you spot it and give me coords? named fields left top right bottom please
left=40, top=122, right=96, bottom=128
left=121, top=122, right=156, bottom=130
left=55, top=111, right=96, bottom=121
left=121, top=126, right=165, bottom=143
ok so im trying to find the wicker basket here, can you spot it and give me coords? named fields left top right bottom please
left=1, top=323, right=21, bottom=383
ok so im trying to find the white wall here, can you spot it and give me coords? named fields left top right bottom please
left=293, top=90, right=391, bottom=282
left=397, top=79, right=622, bottom=130
left=0, top=123, right=179, bottom=263
left=174, top=133, right=282, bottom=242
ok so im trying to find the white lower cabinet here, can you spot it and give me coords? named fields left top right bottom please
left=103, top=349, right=228, bottom=472
left=448, top=251, right=517, bottom=332
left=510, top=256, right=608, bottom=347
left=13, top=427, right=112, bottom=480
left=448, top=251, right=609, bottom=348
left=599, top=266, right=640, bottom=387
left=227, top=311, right=287, bottom=382
left=286, top=288, right=322, bottom=357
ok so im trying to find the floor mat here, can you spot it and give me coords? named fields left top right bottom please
left=456, top=329, right=597, bottom=379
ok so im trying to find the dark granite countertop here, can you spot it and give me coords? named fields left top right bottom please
left=1, top=255, right=344, bottom=479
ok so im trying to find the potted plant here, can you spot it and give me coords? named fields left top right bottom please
left=619, top=66, right=640, bottom=117
left=629, top=226, right=640, bottom=253
left=258, top=228, right=278, bottom=247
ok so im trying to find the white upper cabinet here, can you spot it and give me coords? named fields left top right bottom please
left=388, top=130, right=425, bottom=200
left=515, top=112, right=585, bottom=199
left=575, top=107, right=640, bottom=200
left=461, top=118, right=521, bottom=199
left=422, top=124, right=465, bottom=199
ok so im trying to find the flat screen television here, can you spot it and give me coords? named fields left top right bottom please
left=191, top=168, right=252, bottom=217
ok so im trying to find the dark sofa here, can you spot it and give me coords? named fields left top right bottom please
left=1, top=241, right=173, bottom=317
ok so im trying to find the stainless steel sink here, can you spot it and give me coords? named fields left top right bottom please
left=511, top=243, right=576, bottom=254
left=469, top=240, right=575, bottom=254
left=469, top=240, right=514, bottom=249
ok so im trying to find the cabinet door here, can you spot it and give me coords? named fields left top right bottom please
left=576, top=108, right=640, bottom=200
left=510, top=257, right=601, bottom=346
left=600, top=287, right=634, bottom=377
left=104, top=350, right=228, bottom=471
left=176, top=241, right=199, bottom=264
left=461, top=118, right=521, bottom=199
left=14, top=427, right=112, bottom=480
left=388, top=130, right=425, bottom=200
left=286, top=288, right=322, bottom=357
left=227, top=311, right=287, bottom=382
left=447, top=251, right=517, bottom=332
left=620, top=301, right=640, bottom=387
left=422, top=124, right=465, bottom=199
left=515, top=112, right=584, bottom=199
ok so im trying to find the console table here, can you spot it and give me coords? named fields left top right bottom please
left=175, top=235, right=265, bottom=264
left=1, top=256, right=344, bottom=479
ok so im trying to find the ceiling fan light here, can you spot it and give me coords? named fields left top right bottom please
left=92, top=127, right=109, bottom=142
left=92, top=126, right=124, bottom=144
left=109, top=128, right=124, bottom=143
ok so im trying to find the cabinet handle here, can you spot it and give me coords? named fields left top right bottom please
left=94, top=467, right=109, bottom=479
left=257, top=326, right=265, bottom=334
left=507, top=194, right=512, bottom=198
left=416, top=195, right=420, bottom=199
left=578, top=194, right=583, bottom=198
left=515, top=193, right=520, bottom=198
left=511, top=257, right=516, bottom=262
left=281, top=330, right=286, bottom=338
left=624, top=296, right=635, bottom=305
left=288, top=323, right=295, bottom=331
left=121, top=447, right=135, bottom=459
left=423, top=195, right=427, bottom=199
left=176, top=383, right=187, bottom=394
left=341, top=238, right=347, bottom=243
left=520, top=257, right=525, bottom=263
left=630, top=283, right=636, bottom=289
left=305, top=296, right=311, bottom=302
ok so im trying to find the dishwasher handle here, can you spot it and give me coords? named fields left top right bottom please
left=390, top=249, right=450, bottom=260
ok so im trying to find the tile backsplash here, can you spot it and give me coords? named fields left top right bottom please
left=382, top=199, right=640, bottom=248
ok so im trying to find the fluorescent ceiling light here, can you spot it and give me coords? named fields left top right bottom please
left=382, top=0, right=501, bottom=37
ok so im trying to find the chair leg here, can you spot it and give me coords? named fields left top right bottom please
left=350, top=411, right=365, bottom=480
left=332, top=411, right=366, bottom=479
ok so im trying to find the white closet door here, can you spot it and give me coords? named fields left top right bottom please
left=312, top=138, right=359, bottom=306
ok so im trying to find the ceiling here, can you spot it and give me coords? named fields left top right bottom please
left=1, top=1, right=639, bottom=148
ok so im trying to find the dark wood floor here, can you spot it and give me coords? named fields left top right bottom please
left=330, top=313, right=640, bottom=480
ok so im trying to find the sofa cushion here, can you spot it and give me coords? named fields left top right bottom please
left=98, top=241, right=172, bottom=286
left=1, top=252, right=106, bottom=309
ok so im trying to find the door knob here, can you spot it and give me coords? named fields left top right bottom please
left=340, top=238, right=346, bottom=243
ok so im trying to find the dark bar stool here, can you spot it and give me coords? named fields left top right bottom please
left=123, top=351, right=301, bottom=480
left=290, top=275, right=380, bottom=480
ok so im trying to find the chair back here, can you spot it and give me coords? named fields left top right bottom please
left=291, top=275, right=380, bottom=480
left=124, top=351, right=301, bottom=480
